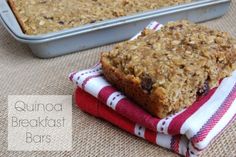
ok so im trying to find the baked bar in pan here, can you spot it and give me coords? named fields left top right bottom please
left=8, top=0, right=191, bottom=35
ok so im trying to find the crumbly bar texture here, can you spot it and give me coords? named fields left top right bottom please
left=8, top=0, right=191, bottom=35
left=101, top=20, right=236, bottom=118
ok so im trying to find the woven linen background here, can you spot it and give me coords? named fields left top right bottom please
left=0, top=1, right=235, bottom=157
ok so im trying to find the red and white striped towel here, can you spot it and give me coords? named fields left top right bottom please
left=69, top=22, right=236, bottom=157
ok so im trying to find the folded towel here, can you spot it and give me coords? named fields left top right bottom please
left=70, top=22, right=236, bottom=156
left=75, top=87, right=188, bottom=156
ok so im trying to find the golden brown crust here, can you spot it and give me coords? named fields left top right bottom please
left=7, top=0, right=27, bottom=33
left=101, top=56, right=167, bottom=118
left=101, top=20, right=236, bottom=118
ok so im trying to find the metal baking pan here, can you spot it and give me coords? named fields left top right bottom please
left=0, top=0, right=231, bottom=58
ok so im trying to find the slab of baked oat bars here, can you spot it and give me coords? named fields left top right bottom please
left=101, top=20, right=236, bottom=118
left=8, top=0, right=191, bottom=35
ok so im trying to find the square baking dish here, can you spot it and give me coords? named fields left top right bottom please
left=0, top=0, right=231, bottom=58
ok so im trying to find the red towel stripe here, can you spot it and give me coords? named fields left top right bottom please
left=75, top=88, right=100, bottom=117
left=98, top=86, right=117, bottom=104
left=98, top=86, right=160, bottom=131
left=69, top=72, right=76, bottom=81
left=144, top=130, right=157, bottom=144
left=185, top=148, right=190, bottom=157
left=170, top=135, right=181, bottom=154
left=75, top=87, right=135, bottom=133
left=116, top=98, right=159, bottom=132
left=153, top=23, right=160, bottom=30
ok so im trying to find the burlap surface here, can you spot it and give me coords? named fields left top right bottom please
left=0, top=1, right=235, bottom=157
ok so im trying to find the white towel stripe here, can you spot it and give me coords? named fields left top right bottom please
left=181, top=74, right=236, bottom=139
left=84, top=77, right=110, bottom=97
left=106, top=92, right=126, bottom=110
left=134, top=124, right=145, bottom=138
